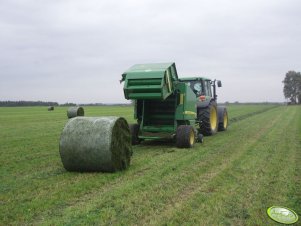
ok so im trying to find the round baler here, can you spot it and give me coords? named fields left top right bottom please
left=121, top=63, right=228, bottom=148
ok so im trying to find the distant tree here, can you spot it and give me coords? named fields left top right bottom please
left=283, top=71, right=301, bottom=104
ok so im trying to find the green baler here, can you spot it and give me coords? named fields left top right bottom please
left=121, top=62, right=228, bottom=148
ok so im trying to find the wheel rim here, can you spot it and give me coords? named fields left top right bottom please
left=223, top=112, right=228, bottom=129
left=189, top=130, right=195, bottom=146
left=210, top=106, right=217, bottom=131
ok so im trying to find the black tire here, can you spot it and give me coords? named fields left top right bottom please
left=176, top=125, right=196, bottom=148
left=217, top=107, right=229, bottom=131
left=198, top=101, right=218, bottom=136
left=197, top=133, right=204, bottom=143
left=129, top=124, right=140, bottom=145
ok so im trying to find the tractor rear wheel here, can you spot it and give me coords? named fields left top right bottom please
left=218, top=107, right=228, bottom=131
left=198, top=101, right=218, bottom=136
left=129, top=124, right=140, bottom=145
left=176, top=125, right=196, bottom=148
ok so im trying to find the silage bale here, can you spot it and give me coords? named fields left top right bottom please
left=59, top=116, right=132, bottom=172
left=67, top=106, right=84, bottom=118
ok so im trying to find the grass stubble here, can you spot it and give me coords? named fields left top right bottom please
left=0, top=105, right=300, bottom=225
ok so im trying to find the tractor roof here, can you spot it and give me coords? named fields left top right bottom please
left=179, top=76, right=211, bottom=81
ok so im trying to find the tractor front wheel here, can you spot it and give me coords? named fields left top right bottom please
left=176, top=125, right=196, bottom=148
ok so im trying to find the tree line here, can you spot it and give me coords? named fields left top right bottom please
left=0, top=101, right=59, bottom=107
left=283, top=71, right=301, bottom=104
left=0, top=101, right=131, bottom=107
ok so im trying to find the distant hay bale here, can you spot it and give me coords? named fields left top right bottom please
left=59, top=117, right=132, bottom=172
left=67, top=106, right=84, bottom=118
left=48, top=106, right=54, bottom=111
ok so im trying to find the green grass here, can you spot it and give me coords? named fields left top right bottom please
left=226, top=104, right=278, bottom=119
left=0, top=105, right=300, bottom=225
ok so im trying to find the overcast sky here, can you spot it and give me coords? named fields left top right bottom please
left=0, top=0, right=300, bottom=104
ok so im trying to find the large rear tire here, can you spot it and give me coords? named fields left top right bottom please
left=217, top=107, right=228, bottom=131
left=198, top=101, right=218, bottom=136
left=176, top=125, right=196, bottom=148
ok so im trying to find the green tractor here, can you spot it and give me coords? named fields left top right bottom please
left=121, top=62, right=228, bottom=148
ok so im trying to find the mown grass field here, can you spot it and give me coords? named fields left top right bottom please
left=0, top=104, right=300, bottom=225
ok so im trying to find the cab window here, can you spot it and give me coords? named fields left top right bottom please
left=204, top=80, right=212, bottom=97
left=187, top=81, right=204, bottom=96
left=193, top=82, right=203, bottom=96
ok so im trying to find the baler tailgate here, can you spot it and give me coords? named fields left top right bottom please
left=122, top=63, right=178, bottom=100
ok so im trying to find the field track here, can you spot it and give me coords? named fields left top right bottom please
left=0, top=105, right=300, bottom=225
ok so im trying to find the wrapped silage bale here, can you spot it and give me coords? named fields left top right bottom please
left=67, top=106, right=84, bottom=118
left=59, top=116, right=132, bottom=172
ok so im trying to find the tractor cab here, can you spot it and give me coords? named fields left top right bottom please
left=179, top=77, right=222, bottom=102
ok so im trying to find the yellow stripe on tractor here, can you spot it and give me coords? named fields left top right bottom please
left=184, top=111, right=197, bottom=116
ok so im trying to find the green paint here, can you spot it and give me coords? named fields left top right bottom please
left=122, top=63, right=197, bottom=141
left=122, top=63, right=178, bottom=101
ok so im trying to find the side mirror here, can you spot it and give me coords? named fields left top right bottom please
left=217, top=80, right=222, bottom=87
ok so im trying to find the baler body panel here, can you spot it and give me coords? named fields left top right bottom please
left=175, top=82, right=197, bottom=121
left=122, top=63, right=178, bottom=100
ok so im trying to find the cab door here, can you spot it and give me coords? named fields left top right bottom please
left=203, top=80, right=212, bottom=98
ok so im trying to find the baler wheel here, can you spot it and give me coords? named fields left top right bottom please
left=129, top=124, right=141, bottom=145
left=198, top=101, right=218, bottom=136
left=176, top=125, right=196, bottom=148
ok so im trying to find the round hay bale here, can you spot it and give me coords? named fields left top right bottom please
left=59, top=117, right=132, bottom=172
left=67, top=106, right=84, bottom=118
left=48, top=106, right=54, bottom=111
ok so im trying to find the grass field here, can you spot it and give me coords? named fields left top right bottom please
left=0, top=104, right=300, bottom=225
